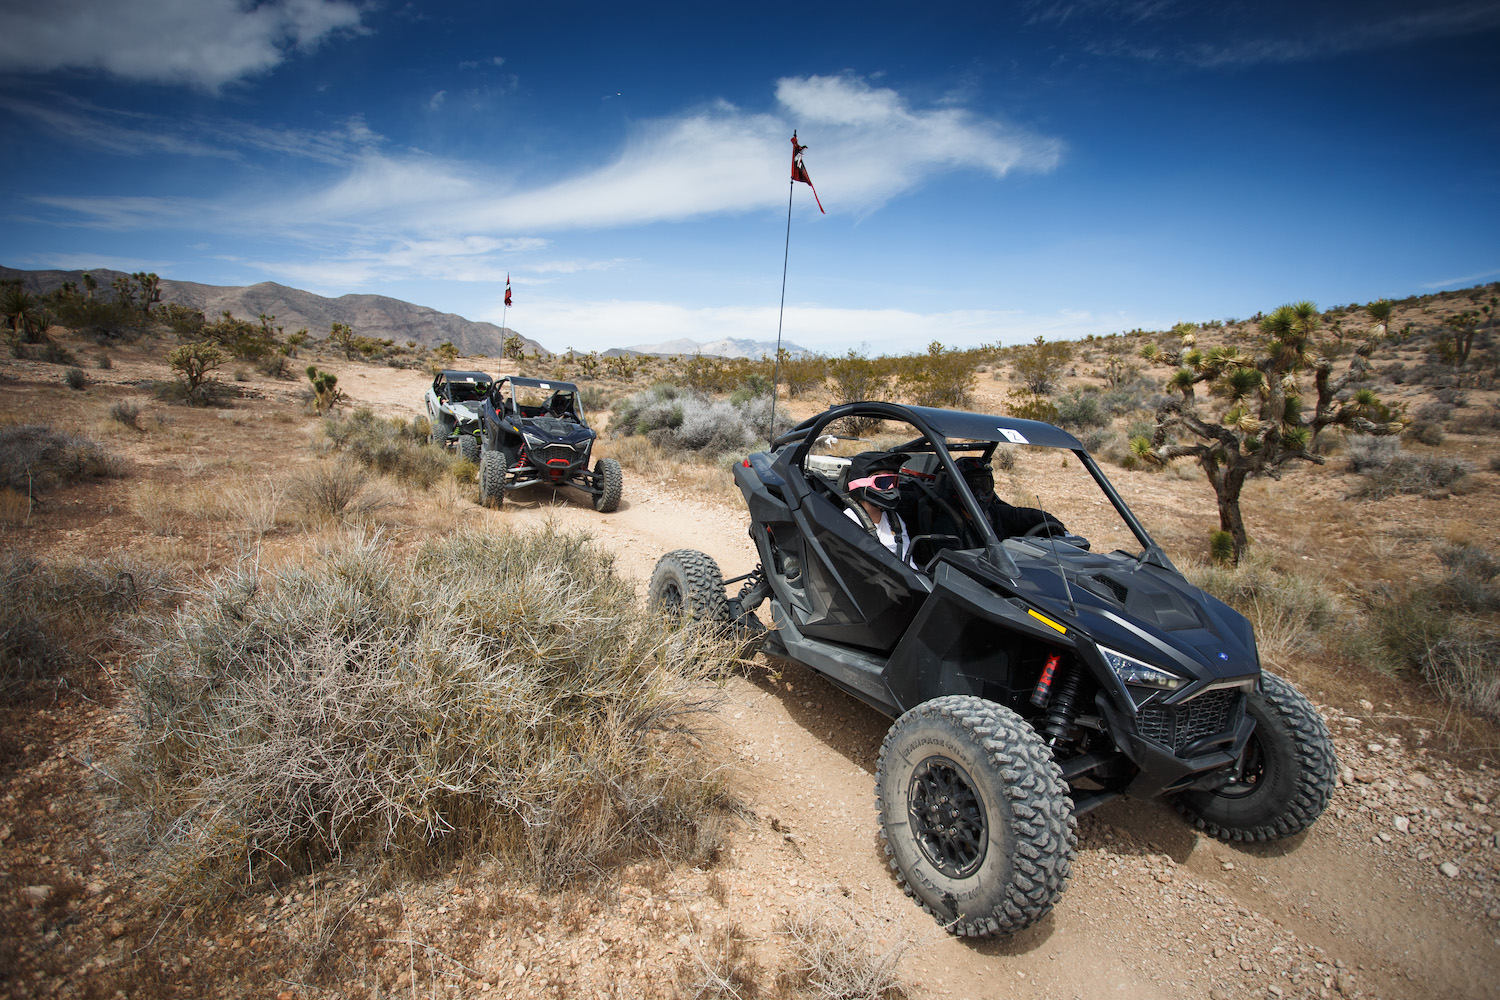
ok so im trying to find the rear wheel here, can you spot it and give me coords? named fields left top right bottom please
left=1172, top=673, right=1336, bottom=842
left=648, top=549, right=730, bottom=625
left=459, top=433, right=480, bottom=464
left=478, top=451, right=505, bottom=508
left=877, top=695, right=1075, bottom=937
left=593, top=457, right=623, bottom=513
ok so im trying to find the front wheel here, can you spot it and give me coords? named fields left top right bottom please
left=877, top=696, right=1075, bottom=937
left=592, top=457, right=623, bottom=513
left=1172, top=673, right=1337, bottom=842
left=648, top=549, right=730, bottom=625
left=458, top=433, right=480, bottom=464
left=478, top=450, right=505, bottom=508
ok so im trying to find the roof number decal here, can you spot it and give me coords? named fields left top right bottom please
left=999, top=428, right=1029, bottom=444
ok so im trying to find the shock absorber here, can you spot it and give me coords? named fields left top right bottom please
left=1040, top=661, right=1084, bottom=748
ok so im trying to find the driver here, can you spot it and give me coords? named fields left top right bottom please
left=546, top=391, right=575, bottom=419
left=843, top=451, right=917, bottom=568
left=954, top=456, right=1066, bottom=540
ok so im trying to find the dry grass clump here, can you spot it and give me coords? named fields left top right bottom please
left=124, top=524, right=737, bottom=903
left=1, top=552, right=167, bottom=702
left=321, top=408, right=454, bottom=489
left=1184, top=553, right=1341, bottom=669
left=778, top=905, right=909, bottom=1000
left=683, top=922, right=764, bottom=999
left=0, top=423, right=124, bottom=493
left=1356, top=543, right=1500, bottom=721
left=130, top=470, right=285, bottom=538
left=285, top=460, right=387, bottom=524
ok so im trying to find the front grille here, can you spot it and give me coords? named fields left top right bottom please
left=537, top=445, right=577, bottom=466
left=1137, top=688, right=1241, bottom=753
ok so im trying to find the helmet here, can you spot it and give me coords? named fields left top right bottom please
left=955, top=456, right=994, bottom=498
left=846, top=451, right=906, bottom=512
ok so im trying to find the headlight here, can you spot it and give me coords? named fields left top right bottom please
left=522, top=433, right=545, bottom=448
left=1099, top=646, right=1186, bottom=692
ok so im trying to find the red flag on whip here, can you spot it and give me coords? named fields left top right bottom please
left=790, top=132, right=825, bottom=214
left=504, top=274, right=512, bottom=307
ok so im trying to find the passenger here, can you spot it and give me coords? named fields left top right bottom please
left=954, top=456, right=1067, bottom=540
left=546, top=391, right=575, bottom=419
left=843, top=452, right=917, bottom=568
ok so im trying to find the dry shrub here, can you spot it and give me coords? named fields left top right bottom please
left=0, top=424, right=124, bottom=493
left=683, top=922, right=763, bottom=999
left=1, top=552, right=167, bottom=702
left=286, top=460, right=385, bottom=524
left=110, top=400, right=142, bottom=429
left=321, top=409, right=453, bottom=488
left=1347, top=451, right=1471, bottom=499
left=124, top=524, right=737, bottom=902
left=779, top=904, right=909, bottom=1000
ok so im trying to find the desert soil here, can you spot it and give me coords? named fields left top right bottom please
left=3, top=342, right=1499, bottom=1000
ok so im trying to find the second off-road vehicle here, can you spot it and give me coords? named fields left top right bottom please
left=650, top=400, right=1336, bottom=936
left=475, top=376, right=623, bottom=512
left=424, top=369, right=492, bottom=462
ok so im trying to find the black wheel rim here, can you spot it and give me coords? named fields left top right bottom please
left=1216, top=730, right=1268, bottom=800
left=908, top=755, right=988, bottom=878
left=659, top=580, right=684, bottom=616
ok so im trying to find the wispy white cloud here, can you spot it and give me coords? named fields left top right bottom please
left=3, top=93, right=382, bottom=164
left=0, top=0, right=364, bottom=90
left=1084, top=2, right=1500, bottom=68
left=272, top=74, right=1062, bottom=237
left=498, top=299, right=1123, bottom=355
left=1422, top=267, right=1500, bottom=289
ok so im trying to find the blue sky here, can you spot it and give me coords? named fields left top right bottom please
left=2, top=1, right=1497, bottom=355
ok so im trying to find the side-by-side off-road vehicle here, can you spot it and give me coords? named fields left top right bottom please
left=475, top=376, right=623, bottom=512
left=425, top=369, right=492, bottom=463
left=649, top=401, right=1336, bottom=936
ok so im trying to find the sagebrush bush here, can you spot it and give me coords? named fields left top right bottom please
left=0, top=424, right=123, bottom=493
left=125, top=526, right=736, bottom=899
left=110, top=401, right=141, bottom=429
left=1053, top=388, right=1108, bottom=431
left=285, top=461, right=381, bottom=522
left=1359, top=578, right=1499, bottom=720
left=1344, top=433, right=1401, bottom=472
left=610, top=384, right=790, bottom=455
left=1, top=552, right=165, bottom=701
left=64, top=366, right=86, bottom=390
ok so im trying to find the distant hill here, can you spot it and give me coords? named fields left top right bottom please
left=0, top=266, right=549, bottom=358
left=616, top=336, right=813, bottom=359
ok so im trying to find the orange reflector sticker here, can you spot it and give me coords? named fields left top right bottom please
left=1027, top=609, right=1067, bottom=634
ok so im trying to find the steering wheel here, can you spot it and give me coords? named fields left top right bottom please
left=1021, top=520, right=1065, bottom=538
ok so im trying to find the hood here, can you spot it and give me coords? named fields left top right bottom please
left=449, top=401, right=479, bottom=424
left=1002, top=542, right=1258, bottom=687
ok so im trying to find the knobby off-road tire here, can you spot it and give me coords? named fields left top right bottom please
left=1173, top=672, right=1337, bottom=842
left=876, top=695, right=1075, bottom=937
left=478, top=450, right=506, bottom=509
left=459, top=433, right=480, bottom=464
left=648, top=549, right=731, bottom=625
left=593, top=457, right=623, bottom=513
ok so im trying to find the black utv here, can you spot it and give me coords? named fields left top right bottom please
left=649, top=401, right=1336, bottom=937
left=475, top=375, right=623, bottom=512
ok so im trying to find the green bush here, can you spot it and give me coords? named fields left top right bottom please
left=125, top=526, right=735, bottom=898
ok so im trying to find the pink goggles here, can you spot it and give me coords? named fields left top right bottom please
left=847, top=473, right=899, bottom=491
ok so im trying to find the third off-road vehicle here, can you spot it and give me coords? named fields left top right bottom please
left=650, top=400, right=1336, bottom=936
left=425, top=369, right=492, bottom=463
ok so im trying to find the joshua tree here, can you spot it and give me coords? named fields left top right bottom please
left=1147, top=301, right=1399, bottom=564
left=2, top=284, right=44, bottom=343
left=1366, top=299, right=1393, bottom=339
left=1442, top=310, right=1479, bottom=367
left=330, top=322, right=355, bottom=360
left=306, top=366, right=343, bottom=414
left=132, top=272, right=162, bottom=318
left=168, top=342, right=225, bottom=402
